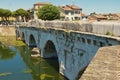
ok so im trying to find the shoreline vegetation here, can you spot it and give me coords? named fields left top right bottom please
left=0, top=36, right=25, bottom=46
left=0, top=26, right=25, bottom=46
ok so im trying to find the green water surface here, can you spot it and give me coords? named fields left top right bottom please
left=0, top=37, right=67, bottom=80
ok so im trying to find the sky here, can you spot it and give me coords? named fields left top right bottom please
left=0, top=0, right=120, bottom=15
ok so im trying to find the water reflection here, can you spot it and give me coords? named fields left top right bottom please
left=0, top=37, right=67, bottom=80
left=0, top=43, right=16, bottom=60
left=18, top=46, right=67, bottom=80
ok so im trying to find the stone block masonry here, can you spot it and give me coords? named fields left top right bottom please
left=17, top=21, right=120, bottom=80
left=80, top=45, right=120, bottom=80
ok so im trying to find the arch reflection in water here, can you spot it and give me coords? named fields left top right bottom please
left=18, top=46, right=67, bottom=80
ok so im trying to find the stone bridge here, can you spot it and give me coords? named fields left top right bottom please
left=16, top=21, right=120, bottom=80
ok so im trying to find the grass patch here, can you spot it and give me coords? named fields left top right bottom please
left=15, top=41, right=25, bottom=46
left=0, top=72, right=12, bottom=77
left=0, top=36, right=25, bottom=46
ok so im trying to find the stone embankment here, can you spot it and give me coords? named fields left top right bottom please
left=0, top=26, right=15, bottom=36
left=22, top=20, right=120, bottom=37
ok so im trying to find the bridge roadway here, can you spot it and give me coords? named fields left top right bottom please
left=16, top=21, right=120, bottom=80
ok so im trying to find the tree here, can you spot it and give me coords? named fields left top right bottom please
left=12, top=8, right=30, bottom=22
left=12, top=11, right=19, bottom=22
left=0, top=8, right=4, bottom=21
left=90, top=12, right=96, bottom=15
left=3, top=9, right=11, bottom=21
left=37, top=5, right=60, bottom=20
left=0, top=8, right=11, bottom=21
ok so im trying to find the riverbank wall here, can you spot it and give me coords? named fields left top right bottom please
left=0, top=26, right=16, bottom=36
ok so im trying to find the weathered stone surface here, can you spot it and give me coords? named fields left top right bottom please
left=16, top=21, right=120, bottom=80
left=22, top=20, right=120, bottom=37
left=80, top=45, right=120, bottom=80
left=16, top=37, right=22, bottom=40
left=31, top=48, right=40, bottom=57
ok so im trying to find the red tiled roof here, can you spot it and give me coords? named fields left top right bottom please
left=82, top=13, right=86, bottom=17
left=60, top=4, right=82, bottom=11
left=34, top=2, right=52, bottom=6
left=116, top=13, right=120, bottom=17
left=59, top=6, right=72, bottom=10
left=66, top=5, right=82, bottom=10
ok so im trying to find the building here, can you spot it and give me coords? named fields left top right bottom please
left=116, top=13, right=120, bottom=19
left=88, top=14, right=107, bottom=21
left=59, top=5, right=82, bottom=21
left=33, top=2, right=52, bottom=19
left=88, top=13, right=120, bottom=21
left=103, top=13, right=120, bottom=20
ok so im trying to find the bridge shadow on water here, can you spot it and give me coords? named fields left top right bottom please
left=18, top=45, right=68, bottom=80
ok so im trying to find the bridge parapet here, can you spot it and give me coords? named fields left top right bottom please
left=20, top=20, right=120, bottom=37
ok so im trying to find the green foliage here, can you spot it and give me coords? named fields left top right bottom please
left=0, top=36, right=25, bottom=46
left=3, top=9, right=11, bottom=17
left=15, top=9, right=29, bottom=17
left=12, top=11, right=18, bottom=17
left=12, top=8, right=30, bottom=22
left=105, top=31, right=110, bottom=35
left=37, top=5, right=60, bottom=20
left=90, top=12, right=96, bottom=15
left=0, top=8, right=11, bottom=21
left=105, top=31, right=115, bottom=36
left=0, top=8, right=4, bottom=18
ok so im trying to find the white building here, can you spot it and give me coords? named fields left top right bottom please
left=59, top=5, right=82, bottom=21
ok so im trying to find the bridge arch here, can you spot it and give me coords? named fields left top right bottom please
left=29, top=34, right=37, bottom=47
left=21, top=32, right=25, bottom=42
left=43, top=40, right=60, bottom=74
left=44, top=40, right=58, bottom=58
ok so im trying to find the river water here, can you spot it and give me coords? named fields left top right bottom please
left=0, top=37, right=67, bottom=80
